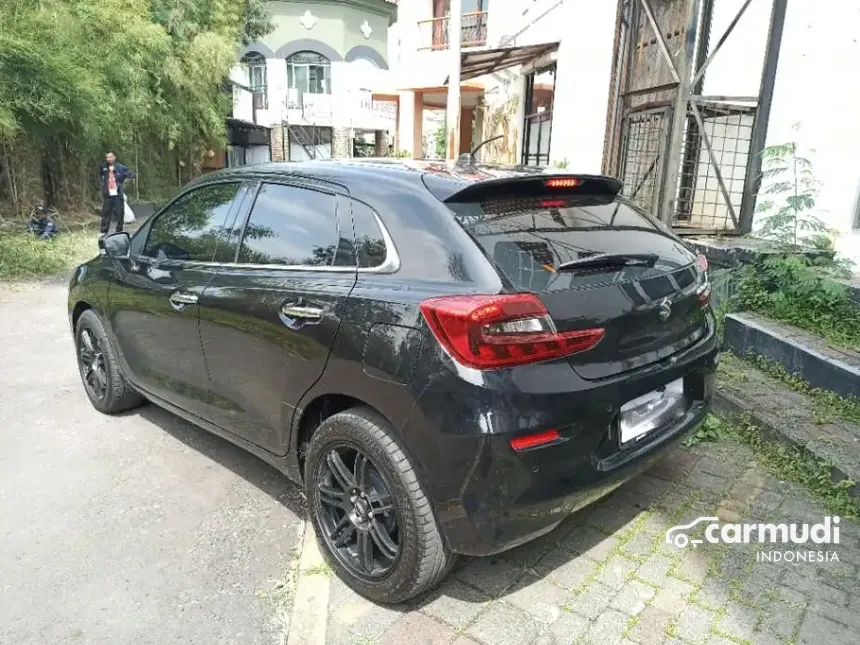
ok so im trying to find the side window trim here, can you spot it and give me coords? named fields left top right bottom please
left=135, top=179, right=244, bottom=264
left=349, top=198, right=401, bottom=274
left=131, top=178, right=400, bottom=274
left=210, top=182, right=249, bottom=264
left=221, top=179, right=261, bottom=264
left=229, top=179, right=262, bottom=265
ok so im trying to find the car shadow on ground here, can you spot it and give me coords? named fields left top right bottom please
left=132, top=399, right=651, bottom=610
left=136, top=402, right=307, bottom=519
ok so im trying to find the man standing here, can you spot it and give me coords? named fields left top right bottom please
left=99, top=152, right=135, bottom=235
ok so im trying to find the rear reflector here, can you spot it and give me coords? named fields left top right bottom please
left=419, top=293, right=605, bottom=369
left=510, top=429, right=561, bottom=451
left=697, top=283, right=712, bottom=307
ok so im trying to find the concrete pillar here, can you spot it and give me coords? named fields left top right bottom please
left=412, top=90, right=424, bottom=158
left=397, top=91, right=416, bottom=157
left=474, top=105, right=485, bottom=157
left=374, top=130, right=386, bottom=156
left=333, top=127, right=352, bottom=158
left=445, top=0, right=462, bottom=159
left=270, top=125, right=287, bottom=162
left=459, top=108, right=472, bottom=154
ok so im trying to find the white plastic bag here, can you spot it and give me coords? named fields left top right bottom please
left=123, top=193, right=136, bottom=224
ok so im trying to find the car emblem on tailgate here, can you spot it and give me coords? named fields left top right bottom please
left=658, top=298, right=672, bottom=322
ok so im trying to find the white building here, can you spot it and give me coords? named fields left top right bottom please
left=218, top=0, right=400, bottom=167
left=388, top=0, right=860, bottom=265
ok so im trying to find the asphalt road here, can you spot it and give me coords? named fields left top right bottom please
left=0, top=279, right=305, bottom=645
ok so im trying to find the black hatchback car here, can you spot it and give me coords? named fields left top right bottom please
left=69, top=160, right=718, bottom=603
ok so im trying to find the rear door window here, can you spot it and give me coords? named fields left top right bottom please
left=237, top=183, right=353, bottom=267
left=448, top=196, right=696, bottom=292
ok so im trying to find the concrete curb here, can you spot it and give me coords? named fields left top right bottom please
left=723, top=312, right=860, bottom=400
left=286, top=527, right=331, bottom=645
left=713, top=387, right=860, bottom=498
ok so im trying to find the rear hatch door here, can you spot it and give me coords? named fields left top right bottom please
left=436, top=174, right=709, bottom=380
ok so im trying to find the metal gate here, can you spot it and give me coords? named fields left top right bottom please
left=605, top=0, right=787, bottom=235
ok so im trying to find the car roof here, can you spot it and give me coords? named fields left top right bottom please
left=190, top=159, right=553, bottom=202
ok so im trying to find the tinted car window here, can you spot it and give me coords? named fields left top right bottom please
left=448, top=196, right=696, bottom=292
left=351, top=200, right=388, bottom=268
left=237, top=183, right=349, bottom=267
left=143, top=183, right=241, bottom=261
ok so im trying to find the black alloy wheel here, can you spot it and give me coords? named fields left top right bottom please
left=78, top=327, right=108, bottom=402
left=74, top=309, right=144, bottom=414
left=305, top=407, right=455, bottom=604
left=315, top=444, right=401, bottom=579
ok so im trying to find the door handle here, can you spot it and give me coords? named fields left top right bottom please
left=279, top=304, right=323, bottom=321
left=169, top=291, right=198, bottom=311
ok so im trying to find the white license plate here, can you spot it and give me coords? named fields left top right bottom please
left=619, top=378, right=686, bottom=444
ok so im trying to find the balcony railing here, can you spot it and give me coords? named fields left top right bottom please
left=417, top=11, right=488, bottom=51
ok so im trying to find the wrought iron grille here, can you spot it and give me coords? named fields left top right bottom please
left=673, top=104, right=755, bottom=231
left=619, top=107, right=670, bottom=213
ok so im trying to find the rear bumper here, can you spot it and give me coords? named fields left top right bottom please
left=412, top=320, right=720, bottom=557
left=440, top=399, right=708, bottom=556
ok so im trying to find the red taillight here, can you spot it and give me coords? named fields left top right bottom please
left=419, top=293, right=605, bottom=369
left=545, top=178, right=582, bottom=189
left=510, top=429, right=561, bottom=451
left=695, top=254, right=710, bottom=307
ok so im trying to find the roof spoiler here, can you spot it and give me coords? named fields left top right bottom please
left=441, top=174, right=623, bottom=204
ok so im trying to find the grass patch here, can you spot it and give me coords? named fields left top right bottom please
left=0, top=230, right=98, bottom=279
left=303, top=563, right=332, bottom=577
left=733, top=255, right=860, bottom=352
left=694, top=414, right=860, bottom=519
left=718, top=351, right=860, bottom=427
left=746, top=353, right=860, bottom=426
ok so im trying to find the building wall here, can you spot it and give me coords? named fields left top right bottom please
left=390, top=0, right=617, bottom=166
left=476, top=0, right=617, bottom=169
left=260, top=1, right=390, bottom=63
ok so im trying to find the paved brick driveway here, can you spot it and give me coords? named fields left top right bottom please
left=323, top=439, right=859, bottom=645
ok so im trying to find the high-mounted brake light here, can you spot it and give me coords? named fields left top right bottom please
left=419, top=294, right=605, bottom=369
left=540, top=199, right=566, bottom=208
left=510, top=429, right=561, bottom=452
left=696, top=253, right=708, bottom=273
left=545, top=178, right=582, bottom=189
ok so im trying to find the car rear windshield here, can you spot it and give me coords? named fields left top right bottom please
left=446, top=195, right=696, bottom=293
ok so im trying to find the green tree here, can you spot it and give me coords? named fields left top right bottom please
left=0, top=0, right=272, bottom=213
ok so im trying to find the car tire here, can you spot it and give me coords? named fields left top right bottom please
left=75, top=309, right=144, bottom=414
left=304, top=406, right=455, bottom=604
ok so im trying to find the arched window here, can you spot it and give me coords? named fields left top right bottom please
left=241, top=52, right=267, bottom=109
left=287, top=51, right=331, bottom=102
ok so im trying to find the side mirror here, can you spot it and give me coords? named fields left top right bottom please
left=100, top=232, right=131, bottom=258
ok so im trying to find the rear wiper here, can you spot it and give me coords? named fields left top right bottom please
left=555, top=253, right=659, bottom=272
